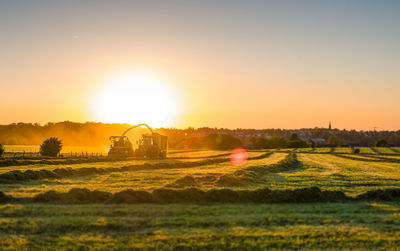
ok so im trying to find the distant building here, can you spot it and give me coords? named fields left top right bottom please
left=329, top=121, right=332, bottom=130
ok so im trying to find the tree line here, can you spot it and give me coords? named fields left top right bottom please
left=0, top=122, right=399, bottom=150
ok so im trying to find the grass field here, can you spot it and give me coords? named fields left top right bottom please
left=1, top=147, right=400, bottom=249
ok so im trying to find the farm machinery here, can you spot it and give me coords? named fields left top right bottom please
left=108, top=123, right=167, bottom=158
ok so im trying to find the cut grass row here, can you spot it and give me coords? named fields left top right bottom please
left=0, top=158, right=229, bottom=184
left=0, top=152, right=271, bottom=184
left=2, top=186, right=400, bottom=204
left=0, top=152, right=277, bottom=198
left=1, top=202, right=400, bottom=250
left=285, top=147, right=400, bottom=155
left=4, top=151, right=400, bottom=198
left=266, top=153, right=400, bottom=196
left=165, top=152, right=287, bottom=189
left=215, top=153, right=300, bottom=187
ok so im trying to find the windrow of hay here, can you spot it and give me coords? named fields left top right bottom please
left=363, top=155, right=400, bottom=163
left=169, top=152, right=231, bottom=159
left=216, top=153, right=301, bottom=186
left=333, top=154, right=400, bottom=164
left=2, top=187, right=400, bottom=204
left=356, top=189, right=400, bottom=201
left=165, top=175, right=199, bottom=188
left=0, top=152, right=272, bottom=184
left=2, top=187, right=345, bottom=204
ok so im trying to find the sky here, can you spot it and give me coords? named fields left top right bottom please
left=0, top=0, right=399, bottom=130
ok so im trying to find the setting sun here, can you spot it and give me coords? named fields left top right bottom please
left=2, top=1, right=400, bottom=249
left=91, top=72, right=180, bottom=127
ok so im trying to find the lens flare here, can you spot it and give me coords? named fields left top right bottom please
left=230, top=148, right=248, bottom=166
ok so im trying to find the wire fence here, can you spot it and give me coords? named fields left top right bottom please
left=2, top=145, right=108, bottom=159
left=2, top=151, right=105, bottom=159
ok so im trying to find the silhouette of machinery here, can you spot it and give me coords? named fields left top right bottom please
left=108, top=123, right=167, bottom=158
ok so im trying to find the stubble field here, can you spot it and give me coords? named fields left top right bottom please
left=1, top=147, right=400, bottom=250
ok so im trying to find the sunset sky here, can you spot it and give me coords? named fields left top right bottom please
left=1, top=0, right=399, bottom=130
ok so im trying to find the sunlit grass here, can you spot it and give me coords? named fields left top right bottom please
left=265, top=153, right=400, bottom=196
left=0, top=152, right=281, bottom=197
left=1, top=202, right=400, bottom=249
left=2, top=149, right=400, bottom=249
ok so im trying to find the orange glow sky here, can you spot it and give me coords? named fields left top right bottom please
left=1, top=1, right=400, bottom=130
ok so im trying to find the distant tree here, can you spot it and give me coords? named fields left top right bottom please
left=310, top=141, right=316, bottom=149
left=267, top=137, right=288, bottom=149
left=353, top=148, right=360, bottom=154
left=0, top=144, right=4, bottom=157
left=248, top=136, right=289, bottom=149
left=248, top=137, right=264, bottom=149
left=204, top=134, right=243, bottom=150
left=40, top=137, right=63, bottom=157
left=375, top=139, right=388, bottom=147
left=290, top=133, right=299, bottom=141
left=388, top=134, right=400, bottom=146
left=288, top=138, right=308, bottom=148
left=327, top=135, right=341, bottom=147
left=185, top=137, right=201, bottom=149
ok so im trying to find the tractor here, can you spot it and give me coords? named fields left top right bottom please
left=108, top=123, right=167, bottom=158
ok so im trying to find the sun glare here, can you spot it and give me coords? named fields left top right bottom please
left=92, top=72, right=180, bottom=127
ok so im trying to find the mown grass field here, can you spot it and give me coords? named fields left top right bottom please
left=1, top=147, right=400, bottom=250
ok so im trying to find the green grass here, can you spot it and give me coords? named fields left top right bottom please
left=1, top=148, right=400, bottom=249
left=264, top=153, right=400, bottom=196
left=0, top=152, right=281, bottom=197
left=0, top=202, right=400, bottom=250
